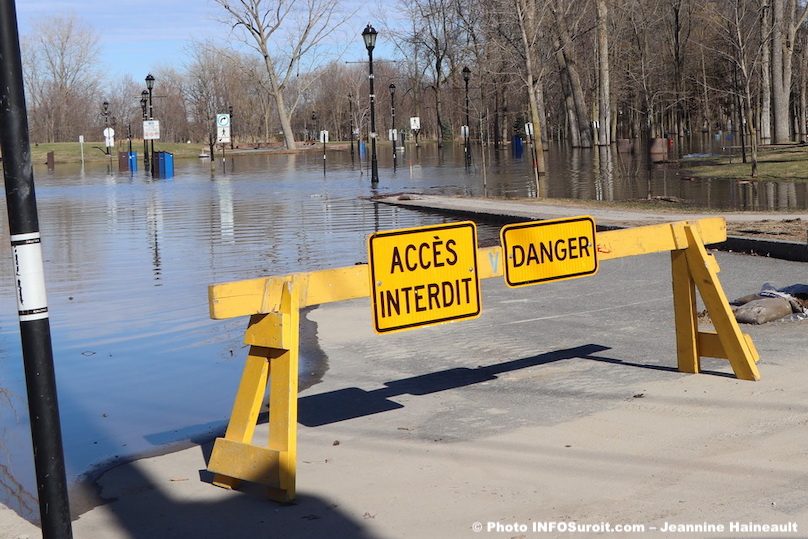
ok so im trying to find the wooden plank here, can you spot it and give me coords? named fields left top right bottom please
left=697, top=331, right=760, bottom=363
left=684, top=225, right=760, bottom=381
left=672, top=249, right=699, bottom=373
left=210, top=347, right=271, bottom=490
left=208, top=217, right=729, bottom=319
left=595, top=217, right=726, bottom=261
left=207, top=438, right=281, bottom=487
left=267, top=281, right=299, bottom=500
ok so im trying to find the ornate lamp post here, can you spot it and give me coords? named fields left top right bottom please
left=140, top=91, right=149, bottom=168
left=101, top=100, right=111, bottom=156
left=462, top=66, right=471, bottom=167
left=389, top=83, right=396, bottom=170
left=145, top=73, right=155, bottom=173
left=348, top=93, right=355, bottom=160
left=362, top=23, right=379, bottom=186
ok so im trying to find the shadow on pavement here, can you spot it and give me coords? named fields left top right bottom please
left=300, top=343, right=626, bottom=427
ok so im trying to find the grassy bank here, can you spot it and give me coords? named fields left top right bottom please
left=681, top=144, right=808, bottom=181
left=24, top=141, right=211, bottom=164
left=18, top=140, right=355, bottom=164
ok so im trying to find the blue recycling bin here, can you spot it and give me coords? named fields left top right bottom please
left=359, top=141, right=367, bottom=159
left=164, top=152, right=174, bottom=178
left=512, top=136, right=524, bottom=158
left=128, top=151, right=137, bottom=172
left=157, top=151, right=166, bottom=177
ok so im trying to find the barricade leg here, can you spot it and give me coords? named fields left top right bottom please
left=683, top=225, right=759, bottom=381
left=207, top=280, right=299, bottom=501
left=671, top=249, right=699, bottom=374
left=669, top=224, right=760, bottom=381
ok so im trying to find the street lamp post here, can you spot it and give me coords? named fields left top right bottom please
left=228, top=105, right=234, bottom=150
left=362, top=23, right=379, bottom=186
left=348, top=93, right=355, bottom=161
left=462, top=66, right=471, bottom=167
left=101, top=101, right=111, bottom=156
left=140, top=91, right=149, bottom=169
left=145, top=73, right=155, bottom=174
left=389, top=83, right=396, bottom=171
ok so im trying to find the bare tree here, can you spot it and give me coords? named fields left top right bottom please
left=770, top=0, right=808, bottom=143
left=215, top=0, right=353, bottom=149
left=22, top=14, right=100, bottom=142
left=596, top=0, right=612, bottom=146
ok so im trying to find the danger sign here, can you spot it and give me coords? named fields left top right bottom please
left=500, top=216, right=598, bottom=287
left=367, top=221, right=481, bottom=334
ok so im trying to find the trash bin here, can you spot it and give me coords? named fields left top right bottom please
left=512, top=136, right=523, bottom=158
left=128, top=151, right=137, bottom=172
left=157, top=151, right=166, bottom=177
left=164, top=152, right=174, bottom=178
left=118, top=152, right=129, bottom=172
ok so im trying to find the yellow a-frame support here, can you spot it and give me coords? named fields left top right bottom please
left=207, top=279, right=299, bottom=501
left=205, top=217, right=759, bottom=503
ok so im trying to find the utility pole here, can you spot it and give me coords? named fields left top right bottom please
left=0, top=2, right=73, bottom=537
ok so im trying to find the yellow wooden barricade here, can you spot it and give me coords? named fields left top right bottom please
left=205, top=217, right=759, bottom=502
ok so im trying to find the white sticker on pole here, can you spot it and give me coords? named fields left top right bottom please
left=11, top=233, right=48, bottom=321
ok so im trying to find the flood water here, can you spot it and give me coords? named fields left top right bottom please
left=0, top=141, right=805, bottom=521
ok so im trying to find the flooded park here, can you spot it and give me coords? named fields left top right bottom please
left=0, top=140, right=807, bottom=521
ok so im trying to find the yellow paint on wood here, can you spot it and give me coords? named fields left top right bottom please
left=209, top=217, right=728, bottom=320
left=243, top=312, right=290, bottom=349
left=683, top=225, right=760, bottom=381
left=671, top=249, right=699, bottom=374
left=268, top=281, right=299, bottom=497
left=696, top=331, right=760, bottom=363
left=207, top=438, right=282, bottom=487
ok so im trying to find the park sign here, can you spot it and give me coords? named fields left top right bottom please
left=143, top=120, right=160, bottom=140
left=500, top=216, right=598, bottom=288
left=367, top=221, right=481, bottom=334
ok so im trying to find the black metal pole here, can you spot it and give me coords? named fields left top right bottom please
left=228, top=105, right=234, bottom=150
left=0, top=2, right=73, bottom=537
left=464, top=77, right=471, bottom=167
left=368, top=49, right=379, bottom=185
left=390, top=85, right=397, bottom=171
left=148, top=89, right=155, bottom=174
left=349, top=94, right=355, bottom=161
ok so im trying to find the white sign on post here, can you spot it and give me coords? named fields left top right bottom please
left=388, top=129, right=398, bottom=141
left=143, top=120, right=160, bottom=140
left=319, top=130, right=329, bottom=143
left=217, top=125, right=231, bottom=144
left=103, top=127, right=115, bottom=148
left=460, top=125, right=469, bottom=137
left=410, top=117, right=421, bottom=130
left=524, top=123, right=534, bottom=137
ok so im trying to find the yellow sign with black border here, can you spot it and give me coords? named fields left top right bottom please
left=501, top=216, right=598, bottom=287
left=367, top=221, right=481, bottom=334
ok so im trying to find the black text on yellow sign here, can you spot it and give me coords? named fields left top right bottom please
left=367, top=221, right=481, bottom=334
left=501, top=216, right=598, bottom=287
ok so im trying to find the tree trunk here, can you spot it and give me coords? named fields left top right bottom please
left=771, top=0, right=786, bottom=141
left=554, top=38, right=581, bottom=147
left=761, top=0, right=772, bottom=143
left=553, top=5, right=593, bottom=147
left=515, top=0, right=546, bottom=175
left=596, top=0, right=611, bottom=146
left=264, top=55, right=296, bottom=149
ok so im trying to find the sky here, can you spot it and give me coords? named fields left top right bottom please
left=14, top=0, right=401, bottom=87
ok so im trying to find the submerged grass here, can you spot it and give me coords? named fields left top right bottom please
left=681, top=144, right=808, bottom=181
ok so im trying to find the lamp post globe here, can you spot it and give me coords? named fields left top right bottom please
left=362, top=23, right=379, bottom=185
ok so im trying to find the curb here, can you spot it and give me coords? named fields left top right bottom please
left=374, top=199, right=808, bottom=263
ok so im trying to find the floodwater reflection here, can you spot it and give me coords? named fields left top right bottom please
left=0, top=141, right=805, bottom=522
